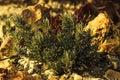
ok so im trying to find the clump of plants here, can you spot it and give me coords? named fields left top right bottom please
left=3, top=13, right=110, bottom=77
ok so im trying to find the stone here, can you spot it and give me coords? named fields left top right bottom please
left=104, top=69, right=120, bottom=80
left=21, top=5, right=42, bottom=24
left=0, top=36, right=12, bottom=57
left=0, top=58, right=40, bottom=80
left=0, top=26, right=4, bottom=40
left=85, top=13, right=120, bottom=55
left=44, top=69, right=55, bottom=76
left=84, top=13, right=111, bottom=45
left=44, top=69, right=58, bottom=80
left=21, top=8, right=36, bottom=24
left=59, top=76, right=67, bottom=80
left=98, top=38, right=120, bottom=54
left=59, top=74, right=68, bottom=80
left=8, top=71, right=34, bottom=80
left=48, top=75, right=58, bottom=80
left=70, top=73, right=82, bottom=80
left=32, top=74, right=42, bottom=80
left=0, top=59, right=10, bottom=69
left=82, top=77, right=102, bottom=80
left=107, top=55, right=120, bottom=70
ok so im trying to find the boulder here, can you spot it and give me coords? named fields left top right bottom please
left=85, top=13, right=120, bottom=55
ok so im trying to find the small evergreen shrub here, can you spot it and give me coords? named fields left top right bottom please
left=3, top=13, right=109, bottom=76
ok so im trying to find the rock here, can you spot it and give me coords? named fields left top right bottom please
left=0, top=68, right=39, bottom=80
left=59, top=74, right=67, bottom=80
left=48, top=75, right=58, bottom=80
left=18, top=56, right=42, bottom=74
left=69, top=73, right=82, bottom=80
left=0, top=4, right=24, bottom=17
left=44, top=69, right=58, bottom=80
left=84, top=13, right=111, bottom=45
left=59, top=76, right=67, bottom=80
left=21, top=4, right=42, bottom=24
left=82, top=77, right=102, bottom=80
left=98, top=24, right=120, bottom=54
left=0, top=60, right=33, bottom=80
left=0, top=26, right=4, bottom=41
left=85, top=13, right=120, bottom=55
left=0, top=57, right=41, bottom=80
left=32, top=74, right=42, bottom=80
left=0, top=59, right=11, bottom=69
left=8, top=71, right=34, bottom=80
left=0, top=36, right=11, bottom=58
left=44, top=69, right=55, bottom=76
left=107, top=55, right=120, bottom=70
left=98, top=39, right=120, bottom=54
left=21, top=9, right=36, bottom=24
left=105, top=69, right=120, bottom=80
left=0, top=68, right=7, bottom=80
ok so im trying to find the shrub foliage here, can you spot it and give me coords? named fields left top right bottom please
left=3, top=13, right=109, bottom=76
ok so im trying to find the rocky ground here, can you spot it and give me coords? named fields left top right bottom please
left=0, top=0, right=120, bottom=80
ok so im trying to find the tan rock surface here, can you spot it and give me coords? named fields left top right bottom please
left=105, top=69, right=120, bottom=80
left=70, top=73, right=82, bottom=80
left=84, top=13, right=111, bottom=45
left=0, top=35, right=12, bottom=58
left=5, top=71, right=34, bottom=80
left=0, top=69, right=41, bottom=80
left=0, top=59, right=41, bottom=80
left=59, top=75, right=67, bottom=80
left=85, top=13, right=120, bottom=54
left=0, top=60, right=11, bottom=69
left=49, top=75, right=58, bottom=80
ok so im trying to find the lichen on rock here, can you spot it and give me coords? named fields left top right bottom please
left=84, top=13, right=111, bottom=45
left=85, top=12, right=120, bottom=55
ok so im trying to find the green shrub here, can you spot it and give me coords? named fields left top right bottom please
left=3, top=13, right=108, bottom=76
